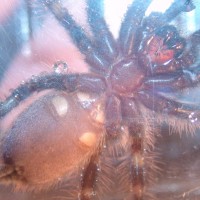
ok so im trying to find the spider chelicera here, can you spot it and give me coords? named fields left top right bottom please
left=0, top=0, right=200, bottom=199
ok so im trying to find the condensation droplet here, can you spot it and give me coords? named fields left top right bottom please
left=92, top=191, right=96, bottom=196
left=188, top=112, right=198, bottom=123
left=53, top=60, right=68, bottom=74
left=31, top=75, right=38, bottom=81
left=14, top=94, right=20, bottom=99
left=121, top=126, right=125, bottom=131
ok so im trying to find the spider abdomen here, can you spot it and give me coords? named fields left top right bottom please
left=1, top=92, right=103, bottom=189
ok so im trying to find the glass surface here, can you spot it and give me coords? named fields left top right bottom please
left=0, top=0, right=200, bottom=199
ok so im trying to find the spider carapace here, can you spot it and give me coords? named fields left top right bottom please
left=0, top=0, right=200, bottom=199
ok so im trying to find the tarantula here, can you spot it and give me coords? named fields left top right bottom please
left=1, top=0, right=200, bottom=199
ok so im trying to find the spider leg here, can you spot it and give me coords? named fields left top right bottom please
left=118, top=0, right=152, bottom=56
left=43, top=0, right=110, bottom=75
left=120, top=98, right=145, bottom=199
left=0, top=16, right=23, bottom=82
left=138, top=90, right=200, bottom=120
left=142, top=0, right=195, bottom=34
left=87, top=0, right=118, bottom=62
left=105, top=95, right=122, bottom=137
left=188, top=30, right=200, bottom=64
left=80, top=153, right=100, bottom=200
left=130, top=128, right=144, bottom=200
left=163, top=0, right=195, bottom=23
left=0, top=73, right=106, bottom=118
left=144, top=65, right=200, bottom=92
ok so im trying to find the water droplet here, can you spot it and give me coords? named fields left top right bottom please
left=92, top=191, right=96, bottom=196
left=44, top=0, right=54, bottom=4
left=12, top=90, right=21, bottom=100
left=14, top=94, right=20, bottom=99
left=53, top=60, right=68, bottom=74
left=188, top=112, right=198, bottom=123
left=182, top=193, right=185, bottom=198
left=31, top=75, right=38, bottom=81
left=121, top=126, right=125, bottom=131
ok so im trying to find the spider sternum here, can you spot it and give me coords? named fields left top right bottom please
left=107, top=57, right=145, bottom=97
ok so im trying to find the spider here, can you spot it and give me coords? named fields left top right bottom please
left=0, top=0, right=200, bottom=199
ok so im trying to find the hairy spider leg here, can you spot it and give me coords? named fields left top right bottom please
left=144, top=67, right=200, bottom=92
left=80, top=153, right=100, bottom=200
left=120, top=97, right=148, bottom=200
left=131, top=129, right=144, bottom=200
left=142, top=0, right=195, bottom=35
left=121, top=98, right=146, bottom=200
left=126, top=111, right=145, bottom=199
left=87, top=0, right=119, bottom=62
left=118, top=0, right=152, bottom=56
left=0, top=73, right=106, bottom=118
left=162, top=0, right=195, bottom=23
left=138, top=90, right=200, bottom=120
left=43, top=0, right=110, bottom=75
left=189, top=30, right=200, bottom=63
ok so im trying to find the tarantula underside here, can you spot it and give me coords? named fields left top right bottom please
left=1, top=0, right=200, bottom=199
